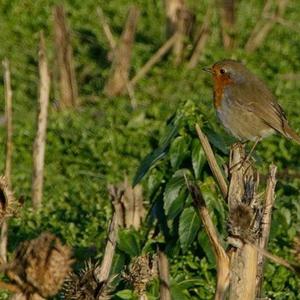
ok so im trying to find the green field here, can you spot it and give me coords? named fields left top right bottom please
left=1, top=0, right=300, bottom=299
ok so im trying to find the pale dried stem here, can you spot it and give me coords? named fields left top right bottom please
left=32, top=32, right=50, bottom=209
left=227, top=144, right=258, bottom=300
left=219, top=0, right=236, bottom=50
left=97, top=7, right=116, bottom=49
left=188, top=182, right=229, bottom=300
left=245, top=0, right=289, bottom=52
left=130, top=34, right=178, bottom=87
left=53, top=5, right=78, bottom=108
left=104, top=6, right=140, bottom=97
left=3, top=59, right=13, bottom=189
left=157, top=250, right=171, bottom=300
left=94, top=212, right=118, bottom=284
left=97, top=7, right=137, bottom=108
left=256, top=164, right=277, bottom=297
left=188, top=6, right=212, bottom=69
left=1, top=58, right=13, bottom=264
left=195, top=124, right=228, bottom=199
left=164, top=0, right=184, bottom=64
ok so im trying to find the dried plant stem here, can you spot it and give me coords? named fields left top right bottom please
left=94, top=212, right=119, bottom=284
left=157, top=250, right=171, bottom=300
left=245, top=0, right=289, bottom=53
left=195, top=123, right=228, bottom=199
left=97, top=7, right=116, bottom=50
left=1, top=58, right=13, bottom=263
left=219, top=0, right=236, bottom=49
left=256, top=164, right=277, bottom=297
left=32, top=32, right=50, bottom=209
left=97, top=7, right=137, bottom=108
left=3, top=59, right=13, bottom=189
left=53, top=5, right=78, bottom=108
left=130, top=34, right=178, bottom=87
left=188, top=6, right=212, bottom=69
left=227, top=143, right=258, bottom=300
left=104, top=6, right=140, bottom=97
left=188, top=182, right=229, bottom=300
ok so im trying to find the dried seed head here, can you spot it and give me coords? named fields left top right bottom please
left=228, top=203, right=253, bottom=240
left=122, top=254, right=157, bottom=296
left=0, top=175, right=17, bottom=221
left=7, top=232, right=73, bottom=298
left=63, top=261, right=113, bottom=300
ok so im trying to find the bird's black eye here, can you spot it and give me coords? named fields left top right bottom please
left=220, top=68, right=226, bottom=74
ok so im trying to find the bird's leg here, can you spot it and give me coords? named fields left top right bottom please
left=229, top=138, right=260, bottom=172
left=244, top=137, right=261, bottom=163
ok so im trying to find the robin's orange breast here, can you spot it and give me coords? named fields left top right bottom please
left=213, top=75, right=234, bottom=108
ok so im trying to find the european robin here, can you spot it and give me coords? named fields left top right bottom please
left=204, top=59, right=300, bottom=145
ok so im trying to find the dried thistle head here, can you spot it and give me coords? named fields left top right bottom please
left=122, top=254, right=157, bottom=296
left=64, top=261, right=114, bottom=300
left=0, top=175, right=17, bottom=221
left=228, top=203, right=254, bottom=240
left=6, top=232, right=73, bottom=298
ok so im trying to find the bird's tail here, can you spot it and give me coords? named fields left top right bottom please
left=284, top=125, right=300, bottom=144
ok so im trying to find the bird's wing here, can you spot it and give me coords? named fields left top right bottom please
left=230, top=78, right=300, bottom=143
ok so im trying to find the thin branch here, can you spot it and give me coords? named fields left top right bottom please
left=3, top=59, right=13, bottom=189
left=53, top=5, right=78, bottom=108
left=1, top=58, right=13, bottom=264
left=104, top=6, right=140, bottom=97
left=195, top=123, right=228, bottom=199
left=130, top=33, right=178, bottom=87
left=245, top=0, right=289, bottom=53
left=94, top=212, right=118, bottom=284
left=265, top=15, right=300, bottom=34
left=97, top=7, right=116, bottom=49
left=97, top=7, right=137, bottom=108
left=187, top=182, right=229, bottom=300
left=188, top=6, right=212, bottom=69
left=94, top=185, right=124, bottom=288
left=32, top=31, right=51, bottom=209
left=219, top=0, right=236, bottom=50
left=157, top=250, right=171, bottom=300
left=256, top=164, right=277, bottom=296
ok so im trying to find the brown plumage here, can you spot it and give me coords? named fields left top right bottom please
left=204, top=59, right=300, bottom=144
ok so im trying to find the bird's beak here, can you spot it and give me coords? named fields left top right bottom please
left=202, top=66, right=213, bottom=74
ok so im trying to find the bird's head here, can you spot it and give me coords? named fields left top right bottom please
left=203, top=59, right=248, bottom=85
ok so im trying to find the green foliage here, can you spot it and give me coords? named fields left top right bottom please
left=0, top=0, right=300, bottom=299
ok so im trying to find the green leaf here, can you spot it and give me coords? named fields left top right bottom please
left=192, top=139, right=206, bottom=179
left=117, top=229, right=141, bottom=257
left=133, top=123, right=178, bottom=186
left=198, top=230, right=216, bottom=265
left=115, top=289, right=136, bottom=299
left=170, top=281, right=189, bottom=300
left=177, top=279, right=203, bottom=289
left=170, top=136, right=190, bottom=169
left=163, top=169, right=191, bottom=219
left=280, top=207, right=291, bottom=226
left=179, top=207, right=201, bottom=250
left=205, top=128, right=230, bottom=154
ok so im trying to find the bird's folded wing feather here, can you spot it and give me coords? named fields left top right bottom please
left=230, top=78, right=292, bottom=138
